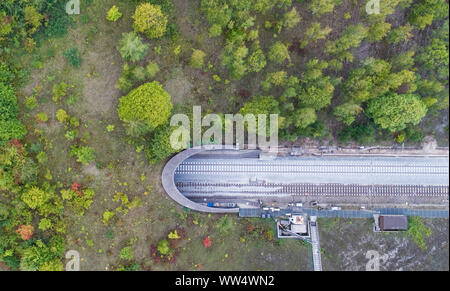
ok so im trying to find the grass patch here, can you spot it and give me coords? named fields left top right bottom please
left=407, top=217, right=432, bottom=251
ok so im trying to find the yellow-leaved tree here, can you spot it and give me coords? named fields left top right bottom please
left=132, top=3, right=168, bottom=39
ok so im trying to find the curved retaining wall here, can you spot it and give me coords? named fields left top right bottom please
left=162, top=146, right=240, bottom=213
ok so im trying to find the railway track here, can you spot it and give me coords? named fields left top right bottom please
left=175, top=161, right=449, bottom=175
left=175, top=182, right=449, bottom=197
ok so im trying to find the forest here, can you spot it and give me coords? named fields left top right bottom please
left=0, top=0, right=448, bottom=270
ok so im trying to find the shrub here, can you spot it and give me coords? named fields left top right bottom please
left=133, top=3, right=168, bottom=39
left=157, top=239, right=170, bottom=255
left=61, top=188, right=95, bottom=216
left=145, top=125, right=187, bottom=164
left=63, top=47, right=82, bottom=68
left=52, top=82, right=68, bottom=103
left=132, top=66, right=147, bottom=81
left=106, top=6, right=122, bottom=22
left=118, top=32, right=149, bottom=63
left=102, top=211, right=115, bottom=225
left=216, top=215, right=233, bottom=233
left=36, top=112, right=48, bottom=123
left=407, top=217, right=432, bottom=250
left=146, top=62, right=160, bottom=78
left=337, top=123, right=376, bottom=145
left=25, top=96, right=38, bottom=110
left=0, top=83, right=18, bottom=121
left=56, top=109, right=68, bottom=123
left=70, top=146, right=96, bottom=165
left=38, top=218, right=52, bottom=231
left=16, top=225, right=34, bottom=240
left=0, top=120, right=27, bottom=144
left=119, top=246, right=134, bottom=261
left=36, top=151, right=48, bottom=164
left=209, top=24, right=222, bottom=37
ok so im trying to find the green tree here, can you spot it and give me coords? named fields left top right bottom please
left=24, top=6, right=43, bottom=34
left=367, top=20, right=391, bottom=43
left=22, top=187, right=51, bottom=210
left=283, top=7, right=301, bottom=29
left=300, top=22, right=332, bottom=48
left=343, top=58, right=406, bottom=103
left=366, top=93, right=427, bottom=132
left=416, top=38, right=449, bottom=81
left=265, top=71, right=288, bottom=88
left=386, top=24, right=413, bottom=44
left=239, top=95, right=281, bottom=135
left=0, top=83, right=18, bottom=122
left=0, top=120, right=26, bottom=146
left=294, top=108, right=317, bottom=129
left=133, top=3, right=168, bottom=39
left=190, top=49, right=206, bottom=69
left=248, top=47, right=266, bottom=73
left=333, top=103, right=363, bottom=125
left=325, top=24, right=368, bottom=61
left=145, top=125, right=188, bottom=164
left=20, top=240, right=59, bottom=271
left=268, top=42, right=290, bottom=64
left=118, top=82, right=173, bottom=132
left=209, top=24, right=222, bottom=37
left=390, top=50, right=415, bottom=71
left=38, top=218, right=52, bottom=231
left=296, top=59, right=334, bottom=110
left=118, top=32, right=149, bottom=63
left=0, top=11, right=12, bottom=37
left=221, top=43, right=248, bottom=80
left=408, top=0, right=448, bottom=30
left=338, top=123, right=376, bottom=145
left=309, top=0, right=342, bottom=15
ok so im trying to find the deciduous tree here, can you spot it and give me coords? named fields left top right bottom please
left=366, top=93, right=427, bottom=132
left=118, top=82, right=173, bottom=132
left=133, top=3, right=168, bottom=39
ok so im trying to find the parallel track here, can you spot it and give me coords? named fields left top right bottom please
left=175, top=182, right=449, bottom=197
left=175, top=162, right=448, bottom=175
